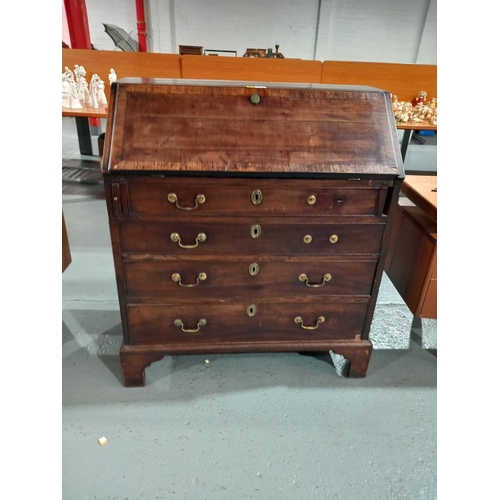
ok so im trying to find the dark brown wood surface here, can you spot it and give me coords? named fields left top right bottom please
left=126, top=300, right=369, bottom=346
left=122, top=259, right=378, bottom=299
left=103, top=80, right=404, bottom=177
left=118, top=219, right=386, bottom=256
left=126, top=178, right=388, bottom=217
left=120, top=340, right=373, bottom=386
left=101, top=81, right=403, bottom=385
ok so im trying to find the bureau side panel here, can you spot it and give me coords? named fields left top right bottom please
left=103, top=177, right=131, bottom=344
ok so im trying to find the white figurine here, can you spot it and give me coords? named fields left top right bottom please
left=96, top=76, right=107, bottom=105
left=81, top=79, right=90, bottom=104
left=89, top=74, right=99, bottom=108
left=108, top=68, right=117, bottom=85
left=77, top=65, right=88, bottom=101
left=64, top=66, right=75, bottom=82
left=62, top=74, right=71, bottom=108
left=62, top=73, right=82, bottom=109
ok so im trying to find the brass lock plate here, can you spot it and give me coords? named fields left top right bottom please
left=247, top=305, right=257, bottom=316
left=250, top=224, right=261, bottom=238
left=251, top=189, right=263, bottom=205
left=249, top=263, right=260, bottom=276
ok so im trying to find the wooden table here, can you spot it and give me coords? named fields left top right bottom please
left=401, top=174, right=437, bottom=222
left=385, top=175, right=437, bottom=319
left=62, top=103, right=108, bottom=118
left=63, top=104, right=108, bottom=156
left=397, top=120, right=437, bottom=163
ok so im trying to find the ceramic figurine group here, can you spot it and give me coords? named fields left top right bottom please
left=392, top=91, right=437, bottom=126
left=62, top=66, right=117, bottom=110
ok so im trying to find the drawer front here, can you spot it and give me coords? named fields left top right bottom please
left=123, top=260, right=377, bottom=299
left=127, top=179, right=383, bottom=217
left=126, top=301, right=369, bottom=346
left=119, top=220, right=385, bottom=256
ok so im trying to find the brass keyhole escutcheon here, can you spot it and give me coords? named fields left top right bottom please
left=251, top=189, right=263, bottom=205
left=307, top=195, right=316, bottom=205
left=250, top=224, right=261, bottom=238
left=247, top=305, right=257, bottom=317
left=335, top=196, right=344, bottom=204
left=249, top=263, right=260, bottom=276
left=250, top=93, right=261, bottom=104
left=303, top=235, right=312, bottom=244
left=329, top=234, right=339, bottom=244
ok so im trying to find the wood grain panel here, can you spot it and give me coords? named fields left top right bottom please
left=106, top=82, right=401, bottom=176
left=126, top=300, right=369, bottom=345
left=122, top=259, right=378, bottom=299
left=181, top=55, right=322, bottom=83
left=118, top=219, right=386, bottom=256
left=321, top=61, right=437, bottom=103
left=127, top=178, right=384, bottom=217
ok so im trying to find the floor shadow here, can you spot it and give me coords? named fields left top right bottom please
left=62, top=308, right=437, bottom=404
left=410, top=316, right=437, bottom=358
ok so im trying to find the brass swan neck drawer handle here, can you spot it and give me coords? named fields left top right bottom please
left=298, top=273, right=332, bottom=287
left=172, top=272, right=207, bottom=287
left=294, top=316, right=326, bottom=330
left=170, top=232, right=207, bottom=249
left=174, top=318, right=207, bottom=333
left=168, top=193, right=206, bottom=211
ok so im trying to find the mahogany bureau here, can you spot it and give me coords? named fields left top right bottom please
left=101, top=78, right=404, bottom=386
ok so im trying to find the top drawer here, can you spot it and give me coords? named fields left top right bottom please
left=119, top=178, right=389, bottom=217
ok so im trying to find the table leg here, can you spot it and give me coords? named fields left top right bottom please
left=75, top=117, right=93, bottom=155
left=400, top=129, right=413, bottom=162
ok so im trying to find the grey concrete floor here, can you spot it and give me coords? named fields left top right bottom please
left=62, top=117, right=437, bottom=499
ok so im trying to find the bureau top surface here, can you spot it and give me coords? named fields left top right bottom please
left=102, top=78, right=404, bottom=178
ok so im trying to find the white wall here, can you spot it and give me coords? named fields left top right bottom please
left=68, top=0, right=436, bottom=64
